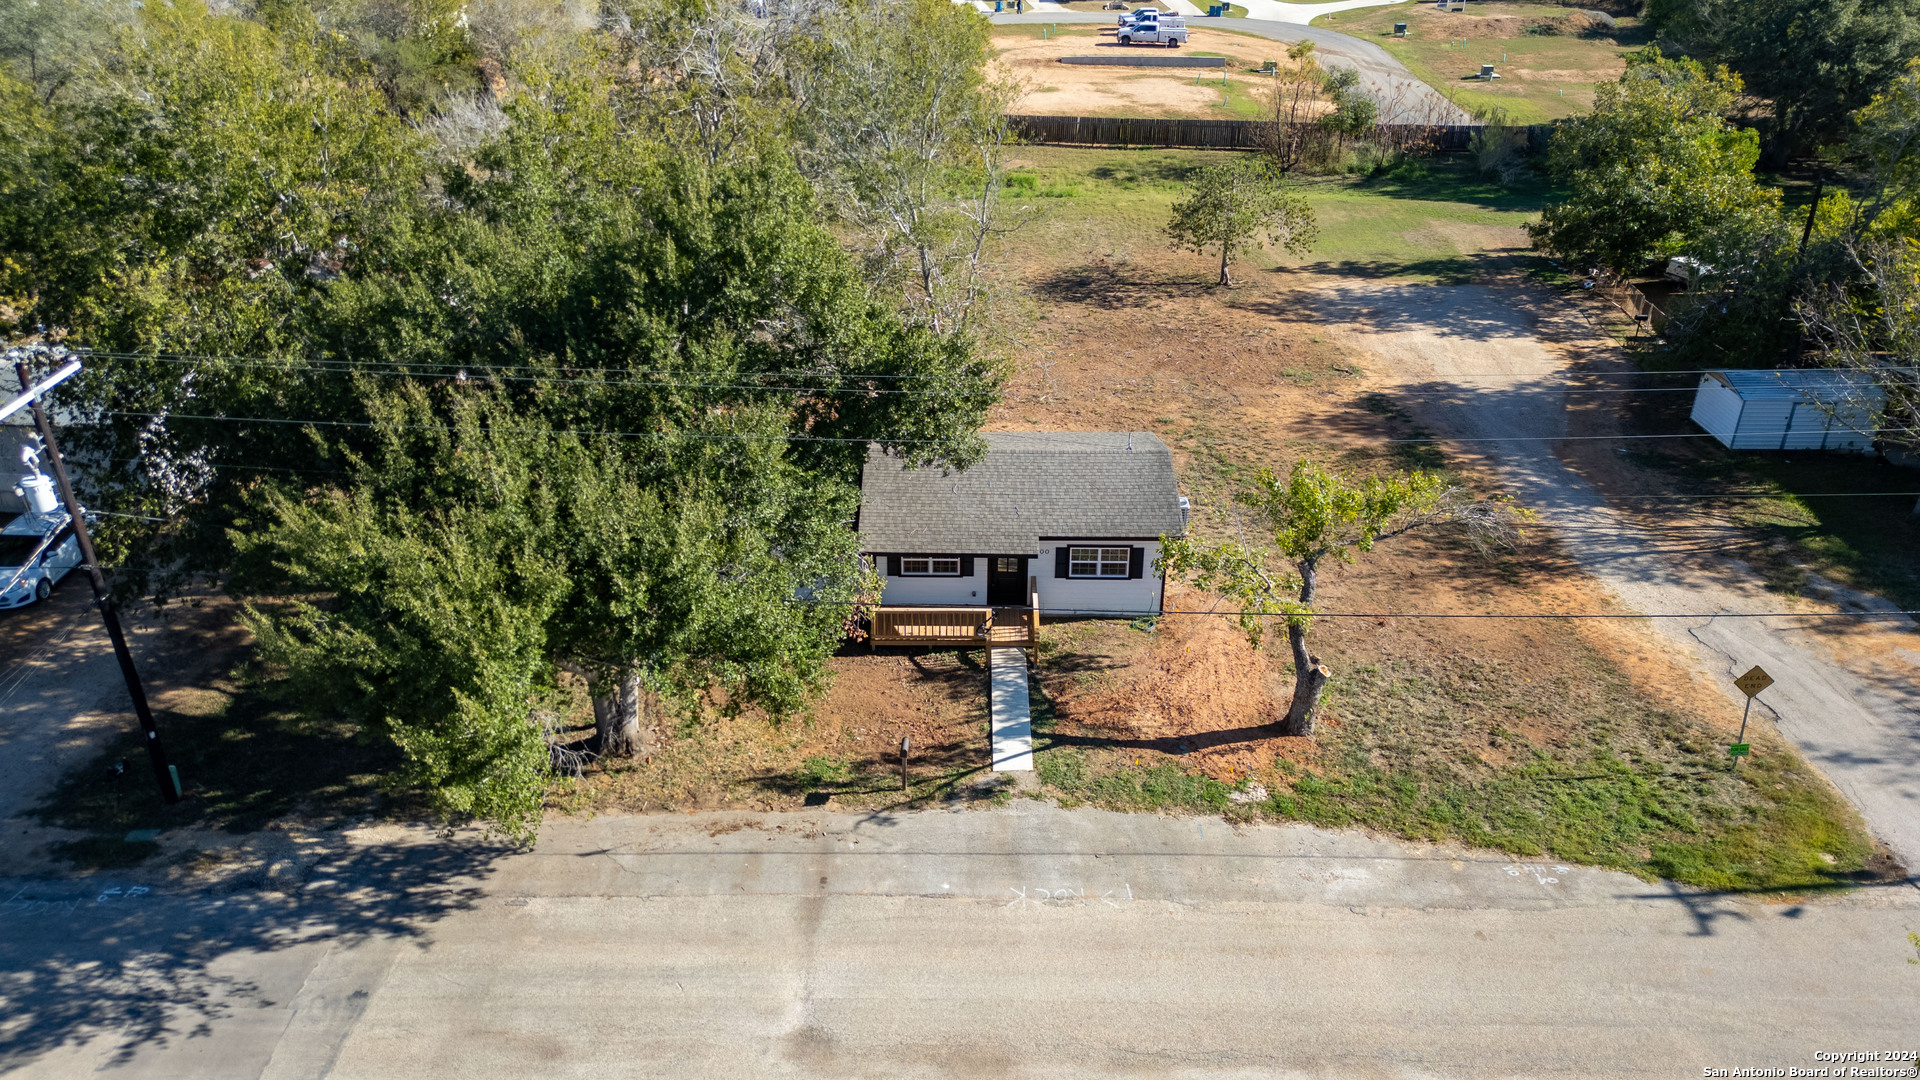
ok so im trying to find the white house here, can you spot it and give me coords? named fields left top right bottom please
left=1689, top=370, right=1885, bottom=452
left=857, top=431, right=1186, bottom=617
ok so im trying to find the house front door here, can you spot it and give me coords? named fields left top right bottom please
left=986, top=556, right=1028, bottom=606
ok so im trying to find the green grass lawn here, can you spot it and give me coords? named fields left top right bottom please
left=1315, top=1, right=1649, bottom=122
left=998, top=145, right=1551, bottom=281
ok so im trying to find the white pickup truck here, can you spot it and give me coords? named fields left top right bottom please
left=1118, top=12, right=1188, bottom=46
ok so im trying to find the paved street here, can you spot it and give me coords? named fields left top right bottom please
left=4, top=803, right=1916, bottom=1078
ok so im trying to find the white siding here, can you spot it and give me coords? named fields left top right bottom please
left=1730, top=400, right=1794, bottom=449
left=1820, top=401, right=1879, bottom=451
left=1036, top=541, right=1165, bottom=617
left=1689, top=377, right=1744, bottom=448
left=876, top=570, right=986, bottom=606
left=1779, top=403, right=1829, bottom=451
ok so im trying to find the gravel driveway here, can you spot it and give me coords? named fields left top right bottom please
left=1313, top=279, right=1920, bottom=874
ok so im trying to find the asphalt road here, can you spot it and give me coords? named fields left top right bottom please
left=992, top=12, right=1474, bottom=124
left=4, top=804, right=1917, bottom=1078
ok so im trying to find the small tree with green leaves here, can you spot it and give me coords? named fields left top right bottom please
left=1165, top=159, right=1317, bottom=287
left=1529, top=50, right=1782, bottom=276
left=1161, top=461, right=1523, bottom=737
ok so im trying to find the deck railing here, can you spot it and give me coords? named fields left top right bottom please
left=870, top=577, right=1042, bottom=650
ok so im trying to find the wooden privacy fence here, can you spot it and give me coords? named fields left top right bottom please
left=1007, top=114, right=1482, bottom=151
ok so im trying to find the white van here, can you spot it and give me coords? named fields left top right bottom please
left=0, top=454, right=84, bottom=609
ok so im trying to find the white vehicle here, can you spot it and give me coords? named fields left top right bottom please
left=1119, top=12, right=1187, bottom=44
left=0, top=449, right=83, bottom=610
left=1117, top=6, right=1159, bottom=25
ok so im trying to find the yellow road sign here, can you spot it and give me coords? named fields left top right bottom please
left=1734, top=666, right=1774, bottom=698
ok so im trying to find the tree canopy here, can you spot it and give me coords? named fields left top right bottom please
left=1165, top=160, right=1318, bottom=286
left=0, top=0, right=1008, bottom=836
left=1646, top=0, right=1920, bottom=164
left=1529, top=50, right=1785, bottom=276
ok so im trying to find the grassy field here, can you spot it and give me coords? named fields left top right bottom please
left=1314, top=0, right=1648, bottom=122
left=999, top=144, right=1551, bottom=281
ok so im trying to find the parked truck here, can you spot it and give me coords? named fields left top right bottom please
left=1118, top=12, right=1187, bottom=45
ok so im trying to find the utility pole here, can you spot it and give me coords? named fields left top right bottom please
left=6, top=350, right=179, bottom=803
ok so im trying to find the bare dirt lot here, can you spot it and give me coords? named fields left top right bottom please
left=993, top=26, right=1282, bottom=118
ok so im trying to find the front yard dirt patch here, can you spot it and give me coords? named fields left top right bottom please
left=555, top=646, right=1004, bottom=814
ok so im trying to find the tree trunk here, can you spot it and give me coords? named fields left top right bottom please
left=592, top=674, right=654, bottom=758
left=1218, top=244, right=1231, bottom=287
left=1759, top=101, right=1796, bottom=171
left=1279, top=559, right=1328, bottom=737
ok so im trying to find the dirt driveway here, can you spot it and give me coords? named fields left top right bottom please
left=1312, top=278, right=1920, bottom=873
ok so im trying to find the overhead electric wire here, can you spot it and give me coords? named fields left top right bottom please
left=88, top=350, right=990, bottom=384
left=86, top=349, right=1920, bottom=381
left=115, top=409, right=1912, bottom=446
left=1001, top=607, right=1920, bottom=621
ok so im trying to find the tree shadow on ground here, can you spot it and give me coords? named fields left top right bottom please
left=1029, top=262, right=1218, bottom=308
left=33, top=664, right=408, bottom=843
left=1087, top=158, right=1203, bottom=186
left=1279, top=249, right=1542, bottom=286
left=1318, top=166, right=1556, bottom=212
left=0, top=836, right=510, bottom=1070
left=1042, top=722, right=1281, bottom=756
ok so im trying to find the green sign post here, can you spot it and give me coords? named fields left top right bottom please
left=1730, top=666, right=1772, bottom=767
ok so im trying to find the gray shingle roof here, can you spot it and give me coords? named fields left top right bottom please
left=857, top=432, right=1184, bottom=553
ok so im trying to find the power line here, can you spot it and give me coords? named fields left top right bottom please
left=90, top=350, right=993, bottom=385
left=851, top=604, right=1920, bottom=621
left=94, top=348, right=1920, bottom=387
left=103, top=409, right=1920, bottom=446
left=1382, top=427, right=1918, bottom=443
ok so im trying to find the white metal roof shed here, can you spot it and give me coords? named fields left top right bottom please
left=1689, top=370, right=1885, bottom=452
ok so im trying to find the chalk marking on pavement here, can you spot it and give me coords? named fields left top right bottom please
left=1503, top=864, right=1572, bottom=887
left=1006, top=883, right=1134, bottom=909
left=1, top=884, right=150, bottom=919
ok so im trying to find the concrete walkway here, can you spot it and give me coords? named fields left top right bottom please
left=1313, top=280, right=1920, bottom=873
left=991, top=11, right=1471, bottom=124
left=988, top=647, right=1034, bottom=771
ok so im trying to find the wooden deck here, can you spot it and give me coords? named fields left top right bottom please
left=869, top=578, right=1041, bottom=650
